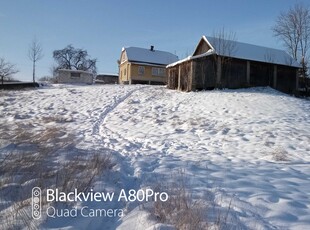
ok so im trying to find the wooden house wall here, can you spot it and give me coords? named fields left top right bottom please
left=222, top=59, right=247, bottom=89
left=250, top=62, right=273, bottom=87
left=179, top=62, right=192, bottom=91
left=96, top=75, right=118, bottom=84
left=193, top=41, right=212, bottom=56
left=167, top=55, right=298, bottom=94
left=193, top=57, right=216, bottom=90
left=276, top=66, right=297, bottom=94
left=167, top=67, right=179, bottom=89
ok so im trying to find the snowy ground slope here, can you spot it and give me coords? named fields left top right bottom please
left=0, top=85, right=309, bottom=229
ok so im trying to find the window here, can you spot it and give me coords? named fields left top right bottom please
left=124, top=68, right=127, bottom=76
left=152, top=67, right=158, bottom=76
left=152, top=67, right=166, bottom=76
left=138, top=66, right=145, bottom=75
left=158, top=68, right=166, bottom=76
left=70, top=72, right=80, bottom=78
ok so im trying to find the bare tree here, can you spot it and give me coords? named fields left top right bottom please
left=264, top=49, right=275, bottom=63
left=53, top=45, right=97, bottom=74
left=38, top=75, right=57, bottom=83
left=212, top=27, right=237, bottom=57
left=0, top=58, right=19, bottom=85
left=272, top=3, right=310, bottom=78
left=28, top=38, right=43, bottom=83
left=212, top=28, right=238, bottom=88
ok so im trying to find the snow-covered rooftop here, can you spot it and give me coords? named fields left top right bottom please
left=168, top=36, right=300, bottom=68
left=167, top=49, right=215, bottom=68
left=123, top=46, right=178, bottom=66
left=204, top=36, right=300, bottom=68
left=57, top=69, right=94, bottom=74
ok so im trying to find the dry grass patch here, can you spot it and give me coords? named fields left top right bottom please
left=272, top=146, right=289, bottom=161
left=149, top=170, right=237, bottom=230
left=0, top=124, right=114, bottom=229
left=151, top=172, right=207, bottom=230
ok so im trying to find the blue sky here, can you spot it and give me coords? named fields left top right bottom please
left=0, top=0, right=306, bottom=81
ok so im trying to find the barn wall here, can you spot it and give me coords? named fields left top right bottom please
left=250, top=62, right=273, bottom=87
left=96, top=75, right=118, bottom=84
left=193, top=40, right=212, bottom=56
left=167, top=67, right=179, bottom=89
left=222, top=59, right=247, bottom=89
left=193, top=57, right=216, bottom=90
left=167, top=55, right=299, bottom=95
left=276, top=66, right=297, bottom=94
left=179, top=62, right=192, bottom=91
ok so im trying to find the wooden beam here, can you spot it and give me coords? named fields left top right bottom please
left=273, top=65, right=277, bottom=88
left=295, top=69, right=299, bottom=90
left=178, top=65, right=181, bottom=90
left=216, top=56, right=222, bottom=87
left=190, top=61, right=195, bottom=91
left=246, top=61, right=250, bottom=85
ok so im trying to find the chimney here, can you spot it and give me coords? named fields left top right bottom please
left=150, top=45, right=154, bottom=51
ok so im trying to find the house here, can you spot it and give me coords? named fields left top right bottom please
left=167, top=36, right=300, bottom=94
left=119, top=46, right=178, bottom=85
left=96, top=74, right=118, bottom=84
left=57, top=69, right=94, bottom=84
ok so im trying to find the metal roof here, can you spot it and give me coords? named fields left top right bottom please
left=123, top=47, right=178, bottom=66
left=203, top=36, right=300, bottom=68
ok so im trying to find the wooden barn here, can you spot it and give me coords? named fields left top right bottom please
left=96, top=73, right=118, bottom=84
left=167, top=36, right=300, bottom=94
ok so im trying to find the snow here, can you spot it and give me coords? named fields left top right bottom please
left=0, top=84, right=310, bottom=229
left=204, top=36, right=301, bottom=68
left=167, top=36, right=299, bottom=68
left=167, top=49, right=215, bottom=68
left=123, top=47, right=178, bottom=65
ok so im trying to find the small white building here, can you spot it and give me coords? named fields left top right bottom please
left=57, top=69, right=94, bottom=84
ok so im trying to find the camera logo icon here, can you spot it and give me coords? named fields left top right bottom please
left=32, top=187, right=41, bottom=219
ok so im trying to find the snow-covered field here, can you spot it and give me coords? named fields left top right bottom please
left=0, top=84, right=309, bottom=229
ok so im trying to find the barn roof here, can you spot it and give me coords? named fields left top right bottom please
left=201, top=36, right=300, bottom=68
left=123, top=47, right=178, bottom=66
left=167, top=49, right=215, bottom=68
left=168, top=36, right=300, bottom=68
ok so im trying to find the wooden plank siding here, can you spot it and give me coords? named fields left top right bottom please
left=193, top=40, right=212, bottom=56
left=276, top=66, right=297, bottom=94
left=250, top=61, right=273, bottom=87
left=167, top=67, right=179, bottom=90
left=222, top=58, right=247, bottom=89
left=193, top=57, right=216, bottom=90
left=167, top=36, right=300, bottom=95
left=167, top=55, right=299, bottom=94
left=178, top=61, right=192, bottom=91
